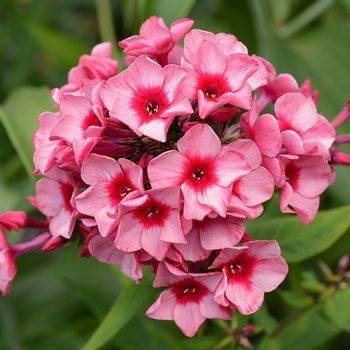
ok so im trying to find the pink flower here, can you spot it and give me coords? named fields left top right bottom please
left=0, top=232, right=16, bottom=296
left=147, top=262, right=230, bottom=337
left=183, top=40, right=259, bottom=118
left=100, top=55, right=193, bottom=142
left=175, top=216, right=245, bottom=262
left=33, top=112, right=66, bottom=175
left=75, top=153, right=144, bottom=236
left=36, top=167, right=79, bottom=238
left=210, top=240, right=288, bottom=314
left=183, top=29, right=248, bottom=63
left=148, top=124, right=261, bottom=220
left=88, top=233, right=143, bottom=282
left=228, top=166, right=275, bottom=219
left=275, top=93, right=335, bottom=157
left=183, top=30, right=267, bottom=92
left=119, top=16, right=194, bottom=66
left=115, top=188, right=186, bottom=261
left=0, top=211, right=27, bottom=233
left=51, top=42, right=118, bottom=104
left=280, top=155, right=334, bottom=224
left=50, top=95, right=106, bottom=165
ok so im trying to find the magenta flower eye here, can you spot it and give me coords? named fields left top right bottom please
left=4, top=13, right=349, bottom=341
left=145, top=102, right=160, bottom=116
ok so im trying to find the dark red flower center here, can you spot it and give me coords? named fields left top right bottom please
left=145, top=206, right=160, bottom=218
left=285, top=162, right=300, bottom=189
left=198, top=75, right=230, bottom=100
left=108, top=174, right=134, bottom=204
left=229, top=262, right=244, bottom=274
left=192, top=168, right=205, bottom=181
left=134, top=199, right=170, bottom=228
left=145, top=101, right=159, bottom=116
left=172, top=278, right=209, bottom=304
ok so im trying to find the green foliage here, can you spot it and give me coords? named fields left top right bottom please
left=83, top=273, right=156, bottom=350
left=0, top=86, right=53, bottom=177
left=248, top=206, right=350, bottom=262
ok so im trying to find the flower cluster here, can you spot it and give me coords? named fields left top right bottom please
left=1, top=16, right=349, bottom=337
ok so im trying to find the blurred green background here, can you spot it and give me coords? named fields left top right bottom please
left=0, top=0, right=350, bottom=349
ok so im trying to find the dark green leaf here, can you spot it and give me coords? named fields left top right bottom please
left=82, top=276, right=155, bottom=350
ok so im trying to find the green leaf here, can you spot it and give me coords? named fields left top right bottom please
left=82, top=277, right=156, bottom=350
left=23, top=20, right=89, bottom=69
left=155, top=0, right=197, bottom=23
left=247, top=206, right=350, bottom=263
left=0, top=86, right=54, bottom=177
left=322, top=287, right=350, bottom=331
left=278, top=290, right=313, bottom=309
left=259, top=287, right=350, bottom=350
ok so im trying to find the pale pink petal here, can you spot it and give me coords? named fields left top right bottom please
left=160, top=211, right=186, bottom=244
left=115, top=213, right=143, bottom=252
left=226, top=278, right=264, bottom=315
left=141, top=225, right=169, bottom=261
left=153, top=262, right=184, bottom=287
left=199, top=216, right=245, bottom=250
left=199, top=296, right=231, bottom=320
left=225, top=54, right=259, bottom=91
left=148, top=150, right=190, bottom=188
left=234, top=166, right=274, bottom=206
left=275, top=92, right=318, bottom=133
left=282, top=130, right=304, bottom=154
left=138, top=116, right=172, bottom=142
left=253, top=114, right=282, bottom=157
left=194, top=40, right=226, bottom=77
left=175, top=224, right=211, bottom=262
left=49, top=208, right=76, bottom=238
left=177, top=123, right=221, bottom=161
left=162, top=64, right=188, bottom=102
left=146, top=289, right=177, bottom=320
left=173, top=301, right=206, bottom=337
left=289, top=192, right=320, bottom=224
left=170, top=18, right=194, bottom=42
left=197, top=184, right=231, bottom=217
left=250, top=257, right=288, bottom=292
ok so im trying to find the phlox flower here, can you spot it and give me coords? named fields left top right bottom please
left=275, top=92, right=335, bottom=157
left=210, top=240, right=288, bottom=315
left=280, top=155, right=335, bottom=224
left=148, top=123, right=261, bottom=220
left=101, top=55, right=193, bottom=142
left=75, top=153, right=144, bottom=236
left=36, top=167, right=79, bottom=238
left=147, top=262, right=230, bottom=337
left=50, top=95, right=106, bottom=165
left=119, top=16, right=194, bottom=66
left=115, top=187, right=186, bottom=261
left=183, top=40, right=259, bottom=118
